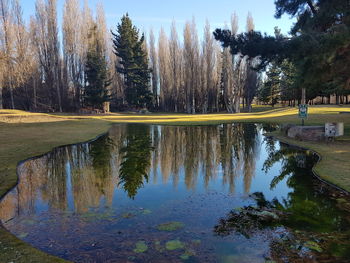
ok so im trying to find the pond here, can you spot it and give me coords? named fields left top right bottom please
left=1, top=123, right=350, bottom=263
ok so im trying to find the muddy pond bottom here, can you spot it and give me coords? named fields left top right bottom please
left=1, top=124, right=350, bottom=263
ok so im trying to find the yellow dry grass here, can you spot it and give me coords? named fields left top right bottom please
left=1, top=105, right=350, bottom=123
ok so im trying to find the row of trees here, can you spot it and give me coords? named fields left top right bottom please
left=149, top=13, right=260, bottom=113
left=3, top=0, right=346, bottom=112
left=0, top=0, right=261, bottom=113
left=215, top=0, right=350, bottom=106
left=0, top=0, right=113, bottom=112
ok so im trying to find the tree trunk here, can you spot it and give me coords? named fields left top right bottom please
left=33, top=77, right=37, bottom=110
left=301, top=88, right=306, bottom=105
left=0, top=85, right=2, bottom=109
left=234, top=96, right=240, bottom=113
left=56, top=70, right=63, bottom=112
left=9, top=77, right=15, bottom=109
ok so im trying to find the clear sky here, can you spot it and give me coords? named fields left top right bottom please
left=21, top=0, right=295, bottom=40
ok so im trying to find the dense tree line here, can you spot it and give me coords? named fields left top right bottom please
left=1, top=0, right=347, bottom=113
left=153, top=14, right=261, bottom=113
left=215, top=0, right=350, bottom=105
left=0, top=0, right=261, bottom=113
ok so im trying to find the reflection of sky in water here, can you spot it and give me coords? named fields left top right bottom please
left=1, top=123, right=346, bottom=263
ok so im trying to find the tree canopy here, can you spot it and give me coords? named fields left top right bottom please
left=214, top=0, right=350, bottom=101
left=84, top=23, right=111, bottom=109
left=112, top=14, right=152, bottom=109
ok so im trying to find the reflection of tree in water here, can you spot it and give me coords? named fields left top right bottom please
left=220, top=123, right=259, bottom=193
left=151, top=124, right=259, bottom=193
left=89, top=136, right=115, bottom=194
left=214, top=145, right=350, bottom=262
left=1, top=123, right=262, bottom=219
left=119, top=125, right=153, bottom=199
left=262, top=144, right=345, bottom=232
left=242, top=123, right=259, bottom=193
left=45, top=148, right=69, bottom=211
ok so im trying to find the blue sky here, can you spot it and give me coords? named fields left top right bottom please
left=21, top=0, right=295, bottom=39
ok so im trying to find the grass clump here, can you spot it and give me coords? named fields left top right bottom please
left=133, top=241, right=148, bottom=253
left=156, top=221, right=184, bottom=231
left=165, top=240, right=185, bottom=251
left=304, top=241, right=323, bottom=253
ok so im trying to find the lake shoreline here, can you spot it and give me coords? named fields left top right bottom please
left=0, top=107, right=349, bottom=262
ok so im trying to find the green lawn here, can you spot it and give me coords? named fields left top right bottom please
left=0, top=105, right=349, bottom=262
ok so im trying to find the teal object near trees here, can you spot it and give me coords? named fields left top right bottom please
left=299, top=104, right=308, bottom=119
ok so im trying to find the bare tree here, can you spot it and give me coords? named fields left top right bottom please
left=183, top=18, right=199, bottom=114
left=158, top=28, right=171, bottom=111
left=96, top=3, right=108, bottom=57
left=149, top=29, right=158, bottom=108
left=221, top=18, right=236, bottom=113
left=33, top=0, right=62, bottom=112
left=0, top=0, right=15, bottom=109
left=169, top=20, right=182, bottom=112
left=47, top=0, right=62, bottom=112
left=63, top=0, right=83, bottom=109
left=81, top=0, right=93, bottom=64
left=213, top=43, right=222, bottom=112
left=202, top=20, right=216, bottom=113
left=244, top=12, right=259, bottom=112
left=12, top=0, right=37, bottom=109
left=246, top=12, right=255, bottom=32
left=222, top=43, right=234, bottom=112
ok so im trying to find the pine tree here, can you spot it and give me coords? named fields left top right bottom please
left=215, top=0, right=350, bottom=101
left=112, top=14, right=152, bottom=109
left=84, top=24, right=110, bottom=109
left=261, top=63, right=281, bottom=107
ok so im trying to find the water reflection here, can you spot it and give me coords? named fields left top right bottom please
left=215, top=144, right=350, bottom=262
left=0, top=124, right=260, bottom=220
left=0, top=123, right=349, bottom=263
left=119, top=125, right=153, bottom=199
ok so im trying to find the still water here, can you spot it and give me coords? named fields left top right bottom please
left=1, top=124, right=350, bottom=263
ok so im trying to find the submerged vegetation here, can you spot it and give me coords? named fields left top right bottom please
left=156, top=222, right=185, bottom=232
left=133, top=241, right=148, bottom=253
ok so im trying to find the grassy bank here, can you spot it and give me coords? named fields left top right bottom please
left=0, top=105, right=349, bottom=262
left=0, top=119, right=111, bottom=263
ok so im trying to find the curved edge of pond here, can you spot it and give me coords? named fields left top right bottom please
left=268, top=133, right=350, bottom=195
left=16, top=132, right=109, bottom=170
left=0, top=131, right=109, bottom=263
left=0, top=125, right=348, bottom=263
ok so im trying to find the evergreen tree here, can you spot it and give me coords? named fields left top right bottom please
left=214, top=0, right=350, bottom=101
left=112, top=14, right=152, bottom=109
left=257, top=84, right=271, bottom=105
left=261, top=63, right=281, bottom=107
left=279, top=60, right=298, bottom=105
left=84, top=24, right=111, bottom=109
